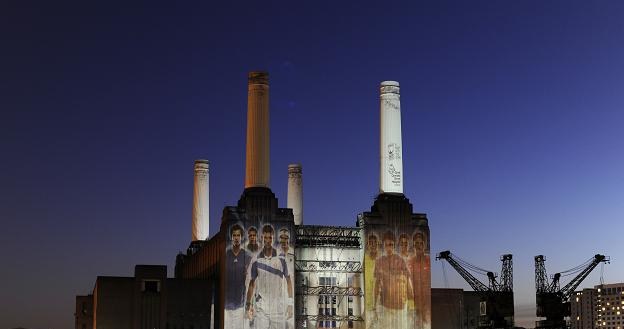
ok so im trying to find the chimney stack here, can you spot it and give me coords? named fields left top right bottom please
left=287, top=164, right=303, bottom=225
left=245, top=71, right=270, bottom=189
left=379, top=81, right=404, bottom=195
left=192, top=159, right=209, bottom=241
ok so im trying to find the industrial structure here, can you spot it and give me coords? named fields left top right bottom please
left=77, top=72, right=431, bottom=329
left=534, top=254, right=609, bottom=329
left=436, top=251, right=514, bottom=329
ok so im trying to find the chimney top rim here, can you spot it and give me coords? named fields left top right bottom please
left=248, top=71, right=269, bottom=84
left=380, top=81, right=400, bottom=87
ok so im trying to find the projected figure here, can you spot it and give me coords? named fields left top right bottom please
left=409, top=231, right=431, bottom=329
left=365, top=233, right=380, bottom=328
left=225, top=224, right=252, bottom=329
left=399, top=233, right=410, bottom=259
left=247, top=226, right=259, bottom=255
left=246, top=225, right=293, bottom=329
left=373, top=231, right=413, bottom=329
left=278, top=228, right=294, bottom=329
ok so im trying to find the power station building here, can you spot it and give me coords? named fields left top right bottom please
left=77, top=72, right=431, bottom=329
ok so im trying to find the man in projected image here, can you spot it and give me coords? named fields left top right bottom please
left=247, top=226, right=259, bottom=254
left=246, top=224, right=293, bottom=329
left=278, top=228, right=294, bottom=329
left=373, top=231, right=413, bottom=329
left=225, top=224, right=252, bottom=329
left=365, top=232, right=380, bottom=329
left=409, top=231, right=430, bottom=329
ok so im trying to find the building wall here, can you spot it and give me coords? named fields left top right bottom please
left=359, top=194, right=431, bottom=329
left=595, top=283, right=624, bottom=329
left=431, top=289, right=463, bottom=329
left=167, top=279, right=212, bottom=329
left=571, top=288, right=595, bottom=329
left=85, top=265, right=213, bottom=329
left=93, top=277, right=134, bottom=329
left=75, top=295, right=93, bottom=329
left=295, top=226, right=364, bottom=329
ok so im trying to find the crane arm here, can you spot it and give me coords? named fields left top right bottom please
left=436, top=250, right=490, bottom=292
left=560, top=254, right=608, bottom=300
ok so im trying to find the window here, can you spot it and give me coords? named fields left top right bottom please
left=143, top=280, right=160, bottom=293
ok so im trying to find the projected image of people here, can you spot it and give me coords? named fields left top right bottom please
left=245, top=224, right=293, bottom=329
left=224, top=224, right=252, bottom=329
left=409, top=230, right=431, bottom=329
left=365, top=227, right=431, bottom=329
left=372, top=231, right=413, bottom=329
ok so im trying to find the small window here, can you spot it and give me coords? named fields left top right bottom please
left=143, top=280, right=160, bottom=293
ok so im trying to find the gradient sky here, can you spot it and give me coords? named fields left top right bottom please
left=2, top=1, right=624, bottom=328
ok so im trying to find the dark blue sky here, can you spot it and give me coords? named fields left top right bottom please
left=2, top=1, right=623, bottom=328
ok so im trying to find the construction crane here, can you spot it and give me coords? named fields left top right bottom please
left=534, top=254, right=609, bottom=329
left=437, top=251, right=514, bottom=329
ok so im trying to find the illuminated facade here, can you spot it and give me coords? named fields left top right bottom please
left=78, top=72, right=431, bottom=329
left=295, top=225, right=364, bottom=328
left=570, top=283, right=624, bottom=329
left=596, top=283, right=624, bottom=329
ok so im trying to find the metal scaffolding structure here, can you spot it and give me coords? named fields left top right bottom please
left=295, top=225, right=361, bottom=248
left=295, top=225, right=364, bottom=328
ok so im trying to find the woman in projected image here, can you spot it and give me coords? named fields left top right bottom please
left=408, top=230, right=431, bottom=329
left=373, top=231, right=413, bottom=329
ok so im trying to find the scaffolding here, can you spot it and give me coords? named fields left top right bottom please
left=295, top=225, right=364, bottom=329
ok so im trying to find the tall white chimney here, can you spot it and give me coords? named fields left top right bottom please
left=245, top=71, right=270, bottom=188
left=287, top=164, right=303, bottom=225
left=379, top=81, right=404, bottom=194
left=192, top=159, right=209, bottom=241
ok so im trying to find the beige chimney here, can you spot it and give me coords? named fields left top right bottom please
left=192, top=159, right=209, bottom=241
left=245, top=71, right=270, bottom=188
left=287, top=164, right=303, bottom=225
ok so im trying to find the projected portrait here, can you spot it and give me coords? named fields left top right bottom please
left=364, top=226, right=431, bottom=329
left=224, top=224, right=252, bottom=329
left=224, top=222, right=294, bottom=329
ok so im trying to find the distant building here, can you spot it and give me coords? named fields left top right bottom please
left=75, top=294, right=93, bottom=329
left=430, top=288, right=484, bottom=329
left=77, top=265, right=212, bottom=329
left=570, top=288, right=596, bottom=329
left=570, top=283, right=624, bottom=329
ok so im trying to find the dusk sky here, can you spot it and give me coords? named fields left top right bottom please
left=2, top=1, right=624, bottom=328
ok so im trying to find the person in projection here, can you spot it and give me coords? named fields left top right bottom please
left=247, top=226, right=260, bottom=254
left=398, top=233, right=415, bottom=325
left=408, top=231, right=431, bottom=329
left=373, top=231, right=413, bottom=329
left=225, top=224, right=252, bottom=329
left=278, top=228, right=294, bottom=329
left=245, top=224, right=293, bottom=329
left=398, top=233, right=410, bottom=259
left=365, top=232, right=380, bottom=328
